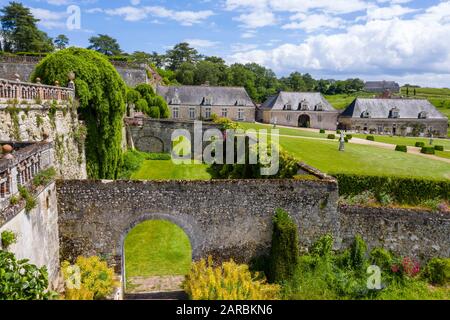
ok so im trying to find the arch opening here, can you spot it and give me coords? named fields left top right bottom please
left=123, top=219, right=192, bottom=294
left=298, top=114, right=311, bottom=128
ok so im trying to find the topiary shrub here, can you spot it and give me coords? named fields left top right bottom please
left=149, top=106, right=160, bottom=119
left=135, top=98, right=149, bottom=114
left=415, top=142, right=425, bottom=148
left=134, top=84, right=170, bottom=119
left=423, top=258, right=450, bottom=286
left=320, top=129, right=325, bottom=134
left=366, top=136, right=375, bottom=141
left=395, top=145, right=407, bottom=152
left=183, top=257, right=280, bottom=300
left=336, top=130, right=341, bottom=134
left=0, top=250, right=50, bottom=300
left=434, top=145, right=444, bottom=151
left=346, top=134, right=353, bottom=140
left=327, top=134, right=336, bottom=139
left=32, top=48, right=126, bottom=179
left=421, top=146, right=435, bottom=155
left=268, top=209, right=299, bottom=283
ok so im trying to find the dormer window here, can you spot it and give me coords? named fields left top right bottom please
left=315, top=104, right=323, bottom=111
left=418, top=111, right=428, bottom=119
left=202, top=96, right=213, bottom=106
left=284, top=104, right=292, bottom=111
left=299, top=100, right=309, bottom=111
left=236, top=99, right=246, bottom=106
left=171, top=91, right=181, bottom=105
left=361, top=111, right=371, bottom=118
left=389, top=108, right=400, bottom=119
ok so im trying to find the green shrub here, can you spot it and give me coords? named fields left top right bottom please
left=135, top=98, right=149, bottom=113
left=395, top=145, right=407, bottom=152
left=336, top=130, right=341, bottom=134
left=415, top=142, right=425, bottom=148
left=18, top=186, right=37, bottom=212
left=346, top=134, right=353, bottom=140
left=370, top=248, right=393, bottom=271
left=327, top=134, right=336, bottom=139
left=311, top=234, right=334, bottom=259
left=349, top=235, right=368, bottom=273
left=149, top=106, right=160, bottom=119
left=423, top=258, right=450, bottom=285
left=333, top=174, right=450, bottom=205
left=126, top=88, right=141, bottom=104
left=421, top=146, right=435, bottom=155
left=147, top=153, right=171, bottom=160
left=434, top=145, right=444, bottom=151
left=1, top=230, right=17, bottom=249
left=9, top=195, right=19, bottom=206
left=320, top=129, right=325, bottom=134
left=366, top=136, right=375, bottom=141
left=344, top=137, right=349, bottom=143
left=33, top=167, right=56, bottom=186
left=268, top=209, right=299, bottom=283
left=0, top=250, right=50, bottom=300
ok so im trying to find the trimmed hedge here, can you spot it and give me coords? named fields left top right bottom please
left=421, top=147, right=435, bottom=155
left=336, top=130, right=341, bottom=134
left=327, top=134, right=336, bottom=139
left=333, top=173, right=450, bottom=205
left=435, top=145, right=444, bottom=152
left=395, top=145, right=408, bottom=152
left=320, top=129, right=325, bottom=134
left=415, top=142, right=425, bottom=148
left=366, top=136, right=375, bottom=141
left=346, top=134, right=353, bottom=140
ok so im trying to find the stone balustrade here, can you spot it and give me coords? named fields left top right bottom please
left=0, top=78, right=74, bottom=103
left=0, top=142, right=53, bottom=212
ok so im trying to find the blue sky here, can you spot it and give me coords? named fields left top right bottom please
left=2, top=0, right=450, bottom=87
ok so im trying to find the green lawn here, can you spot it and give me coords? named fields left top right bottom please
left=124, top=220, right=192, bottom=277
left=324, top=92, right=376, bottom=109
left=131, top=160, right=211, bottom=180
left=279, top=136, right=450, bottom=179
left=352, top=134, right=450, bottom=150
left=238, top=121, right=329, bottom=138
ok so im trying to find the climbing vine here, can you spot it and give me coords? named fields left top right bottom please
left=32, top=48, right=126, bottom=179
left=6, top=100, right=20, bottom=141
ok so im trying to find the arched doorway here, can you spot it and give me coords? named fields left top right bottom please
left=123, top=220, right=192, bottom=296
left=298, top=114, right=311, bottom=128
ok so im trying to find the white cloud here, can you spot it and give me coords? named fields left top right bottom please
left=233, top=9, right=276, bottom=28
left=366, top=4, right=418, bottom=20
left=30, top=7, right=68, bottom=29
left=228, top=3, right=450, bottom=85
left=282, top=13, right=345, bottom=32
left=101, top=5, right=214, bottom=26
left=230, top=43, right=258, bottom=52
left=184, top=39, right=220, bottom=48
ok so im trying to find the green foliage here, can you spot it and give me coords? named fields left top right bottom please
left=32, top=48, right=126, bottom=179
left=119, top=149, right=171, bottom=179
left=370, top=248, right=394, bottom=271
left=149, top=106, right=160, bottom=118
left=0, top=2, right=53, bottom=53
left=415, top=142, right=425, bottom=148
left=1, top=230, right=17, bottom=249
left=349, top=235, right=368, bottom=273
left=395, top=145, right=408, bottom=152
left=87, top=34, right=122, bottom=56
left=320, top=129, right=325, bottom=134
left=133, top=84, right=169, bottom=118
left=434, top=145, right=444, bottom=151
left=18, top=185, right=37, bottom=213
left=366, top=135, right=375, bottom=141
left=327, top=134, right=336, bottom=139
left=334, top=174, right=449, bottom=205
left=33, top=167, right=56, bottom=186
left=54, top=34, right=69, bottom=50
left=311, top=234, right=334, bottom=259
left=423, top=258, right=450, bottom=286
left=346, top=134, right=353, bottom=140
left=135, top=98, right=149, bottom=113
left=9, top=195, right=18, bottom=206
left=61, top=256, right=116, bottom=300
left=126, top=88, right=141, bottom=104
left=421, top=146, right=435, bottom=155
left=268, top=209, right=299, bottom=283
left=0, top=250, right=50, bottom=300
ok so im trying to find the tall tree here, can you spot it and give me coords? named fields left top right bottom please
left=54, top=34, right=69, bottom=50
left=0, top=1, right=53, bottom=52
left=166, top=42, right=200, bottom=71
left=87, top=34, right=122, bottom=56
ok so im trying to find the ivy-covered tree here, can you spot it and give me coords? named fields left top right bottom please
left=0, top=1, right=54, bottom=52
left=134, top=83, right=170, bottom=119
left=32, top=48, right=127, bottom=179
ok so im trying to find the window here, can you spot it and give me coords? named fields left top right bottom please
left=238, top=108, right=244, bottom=120
left=317, top=114, right=322, bottom=122
left=361, top=111, right=370, bottom=118
left=315, top=104, right=323, bottom=111
left=221, top=108, right=228, bottom=118
left=205, top=107, right=211, bottom=119
left=172, top=107, right=179, bottom=119
left=236, top=99, right=245, bottom=106
left=378, top=126, right=383, bottom=133
left=299, top=102, right=309, bottom=111
left=286, top=114, right=291, bottom=121
left=418, top=111, right=428, bottom=119
left=189, top=107, right=196, bottom=120
left=284, top=104, right=292, bottom=110
left=389, top=108, right=399, bottom=119
left=203, top=96, right=213, bottom=106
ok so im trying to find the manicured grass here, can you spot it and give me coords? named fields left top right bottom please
left=131, top=160, right=211, bottom=180
left=324, top=92, right=376, bottom=109
left=352, top=134, right=450, bottom=150
left=238, top=122, right=330, bottom=138
left=280, top=136, right=450, bottom=179
left=124, top=220, right=192, bottom=277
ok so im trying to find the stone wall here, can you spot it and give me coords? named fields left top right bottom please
left=0, top=102, right=87, bottom=179
left=0, top=182, right=60, bottom=288
left=167, top=105, right=256, bottom=122
left=339, top=205, right=450, bottom=261
left=56, top=179, right=340, bottom=272
left=261, top=110, right=339, bottom=130
left=0, top=62, right=36, bottom=82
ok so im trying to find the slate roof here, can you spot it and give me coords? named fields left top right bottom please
left=260, top=91, right=337, bottom=111
left=156, top=85, right=255, bottom=107
left=364, top=81, right=400, bottom=91
left=341, top=98, right=447, bottom=119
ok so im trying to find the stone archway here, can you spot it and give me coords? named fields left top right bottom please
left=298, top=114, right=311, bottom=128
left=135, top=136, right=164, bottom=153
